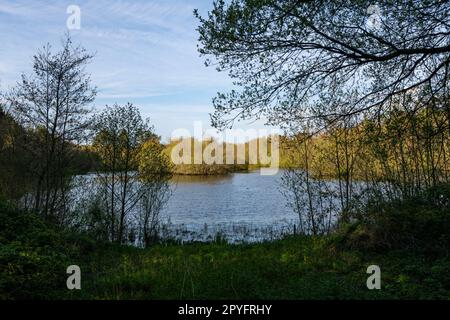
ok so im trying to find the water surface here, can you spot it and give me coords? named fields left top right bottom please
left=160, top=171, right=297, bottom=242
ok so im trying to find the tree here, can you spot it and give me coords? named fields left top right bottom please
left=5, top=35, right=96, bottom=220
left=138, top=139, right=173, bottom=246
left=195, top=0, right=450, bottom=129
left=197, top=0, right=450, bottom=234
left=92, top=103, right=170, bottom=244
left=280, top=126, right=337, bottom=235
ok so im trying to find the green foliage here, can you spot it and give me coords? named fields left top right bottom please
left=0, top=108, right=99, bottom=202
left=139, top=138, right=173, bottom=181
left=92, top=103, right=157, bottom=172
left=164, top=137, right=277, bottom=175
left=0, top=109, right=34, bottom=200
left=0, top=201, right=72, bottom=299
left=90, top=103, right=173, bottom=245
left=335, top=183, right=450, bottom=253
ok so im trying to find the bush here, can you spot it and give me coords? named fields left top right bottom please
left=0, top=200, right=74, bottom=299
left=339, top=183, right=450, bottom=252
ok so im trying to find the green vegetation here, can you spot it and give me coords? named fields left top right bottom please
left=0, top=199, right=78, bottom=299
left=75, top=238, right=449, bottom=299
left=1, top=184, right=448, bottom=300
left=0, top=108, right=99, bottom=201
left=164, top=138, right=250, bottom=175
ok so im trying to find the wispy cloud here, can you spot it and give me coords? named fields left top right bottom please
left=0, top=0, right=274, bottom=140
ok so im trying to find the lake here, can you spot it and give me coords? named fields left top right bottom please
left=71, top=170, right=344, bottom=243
left=160, top=171, right=297, bottom=242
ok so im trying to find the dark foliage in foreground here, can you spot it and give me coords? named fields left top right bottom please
left=337, top=183, right=450, bottom=253
left=0, top=200, right=97, bottom=299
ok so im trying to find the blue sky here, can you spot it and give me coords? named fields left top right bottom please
left=0, top=0, right=277, bottom=142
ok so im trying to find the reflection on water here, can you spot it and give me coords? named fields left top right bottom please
left=171, top=174, right=233, bottom=185
left=160, top=171, right=297, bottom=242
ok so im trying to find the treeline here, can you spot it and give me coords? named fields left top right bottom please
left=164, top=137, right=275, bottom=175
left=279, top=107, right=450, bottom=185
left=0, top=108, right=99, bottom=201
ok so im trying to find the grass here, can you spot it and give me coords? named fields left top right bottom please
left=62, top=236, right=449, bottom=300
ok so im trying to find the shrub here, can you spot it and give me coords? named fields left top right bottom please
left=0, top=200, right=73, bottom=299
left=339, top=183, right=450, bottom=252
